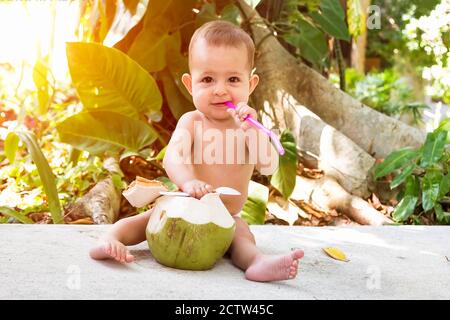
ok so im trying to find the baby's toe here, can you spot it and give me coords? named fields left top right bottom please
left=109, top=245, right=117, bottom=258
left=120, top=249, right=128, bottom=263
left=117, top=250, right=124, bottom=262
left=289, top=268, right=297, bottom=278
left=291, top=249, right=304, bottom=260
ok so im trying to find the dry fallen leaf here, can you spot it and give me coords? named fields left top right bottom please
left=266, top=200, right=299, bottom=226
left=371, top=193, right=382, bottom=209
left=322, top=247, right=349, bottom=262
left=68, top=217, right=94, bottom=225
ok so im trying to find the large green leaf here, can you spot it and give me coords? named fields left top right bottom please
left=0, top=206, right=34, bottom=224
left=390, top=163, right=416, bottom=189
left=392, top=176, right=419, bottom=222
left=56, top=111, right=158, bottom=155
left=437, top=118, right=450, bottom=132
left=437, top=119, right=450, bottom=143
left=439, top=174, right=450, bottom=199
left=165, top=32, right=194, bottom=102
left=4, top=132, right=19, bottom=164
left=270, top=130, right=298, bottom=199
left=241, top=180, right=269, bottom=225
left=159, top=32, right=195, bottom=119
left=128, top=0, right=197, bottom=72
left=145, top=0, right=174, bottom=21
left=66, top=42, right=162, bottom=120
left=420, top=130, right=447, bottom=167
left=220, top=3, right=240, bottom=25
left=422, top=170, right=442, bottom=211
left=160, top=68, right=194, bottom=120
left=434, top=203, right=450, bottom=224
left=195, top=2, right=218, bottom=27
left=374, top=148, right=420, bottom=179
left=393, top=195, right=418, bottom=222
left=128, top=27, right=170, bottom=73
left=310, top=0, right=350, bottom=41
left=284, top=18, right=328, bottom=66
left=13, top=131, right=63, bottom=224
left=405, top=175, right=420, bottom=196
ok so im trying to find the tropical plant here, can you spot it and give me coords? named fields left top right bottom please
left=260, top=0, right=352, bottom=70
left=374, top=119, right=450, bottom=224
left=367, top=0, right=448, bottom=103
left=59, top=42, right=162, bottom=157
left=4, top=131, right=63, bottom=223
left=339, top=68, right=429, bottom=123
left=366, top=0, right=440, bottom=65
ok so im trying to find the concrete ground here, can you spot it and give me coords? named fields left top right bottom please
left=0, top=224, right=449, bottom=300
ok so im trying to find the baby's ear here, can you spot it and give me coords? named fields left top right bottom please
left=181, top=73, right=193, bottom=95
left=249, top=74, right=259, bottom=94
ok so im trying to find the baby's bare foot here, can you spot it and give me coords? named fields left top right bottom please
left=89, top=240, right=134, bottom=263
left=245, top=249, right=304, bottom=282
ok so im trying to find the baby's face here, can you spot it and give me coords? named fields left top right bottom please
left=182, top=39, right=258, bottom=121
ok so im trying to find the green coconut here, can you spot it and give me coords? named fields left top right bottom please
left=146, top=193, right=236, bottom=270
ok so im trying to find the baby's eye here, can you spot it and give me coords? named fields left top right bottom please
left=201, top=76, right=213, bottom=83
left=229, top=77, right=240, bottom=83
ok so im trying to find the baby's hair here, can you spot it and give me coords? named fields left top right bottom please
left=188, top=20, right=255, bottom=72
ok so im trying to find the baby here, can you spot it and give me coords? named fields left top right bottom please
left=90, top=20, right=304, bottom=282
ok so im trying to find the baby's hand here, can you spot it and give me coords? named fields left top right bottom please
left=227, top=102, right=257, bottom=130
left=182, top=179, right=214, bottom=199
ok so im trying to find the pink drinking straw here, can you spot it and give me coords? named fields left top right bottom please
left=224, top=101, right=285, bottom=156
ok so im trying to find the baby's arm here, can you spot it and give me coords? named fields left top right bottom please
left=253, top=129, right=279, bottom=176
left=163, top=112, right=214, bottom=198
left=228, top=103, right=279, bottom=175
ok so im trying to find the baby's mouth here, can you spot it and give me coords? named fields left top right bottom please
left=211, top=102, right=227, bottom=107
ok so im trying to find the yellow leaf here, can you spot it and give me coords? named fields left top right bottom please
left=322, top=247, right=349, bottom=262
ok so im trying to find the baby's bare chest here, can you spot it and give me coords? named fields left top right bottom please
left=191, top=122, right=257, bottom=165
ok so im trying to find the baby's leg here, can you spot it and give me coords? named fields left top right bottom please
left=89, top=209, right=152, bottom=263
left=229, top=217, right=304, bottom=282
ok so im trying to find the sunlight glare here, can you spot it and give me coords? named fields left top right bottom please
left=0, top=1, right=80, bottom=83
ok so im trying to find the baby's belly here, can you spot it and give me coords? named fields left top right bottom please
left=193, top=163, right=253, bottom=215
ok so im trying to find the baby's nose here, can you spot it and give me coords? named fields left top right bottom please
left=213, top=83, right=227, bottom=95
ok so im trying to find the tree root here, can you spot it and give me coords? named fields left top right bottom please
left=292, top=175, right=393, bottom=226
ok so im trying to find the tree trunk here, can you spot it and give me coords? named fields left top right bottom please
left=351, top=0, right=371, bottom=74
left=238, top=0, right=425, bottom=159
